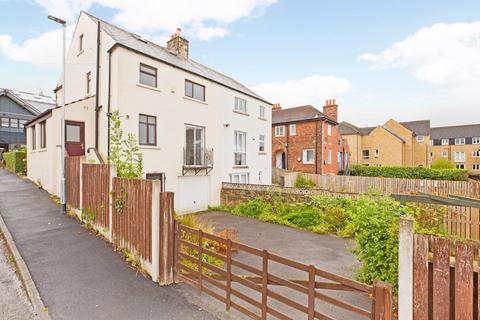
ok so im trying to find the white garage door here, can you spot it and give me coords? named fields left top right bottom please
left=177, top=176, right=210, bottom=214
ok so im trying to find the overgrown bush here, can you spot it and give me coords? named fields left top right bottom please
left=431, top=158, right=454, bottom=169
left=295, top=174, right=316, bottom=188
left=226, top=194, right=446, bottom=292
left=351, top=164, right=467, bottom=181
left=4, top=150, right=26, bottom=174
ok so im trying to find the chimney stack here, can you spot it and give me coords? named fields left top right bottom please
left=272, top=103, right=282, bottom=110
left=167, top=27, right=189, bottom=59
left=323, top=99, right=338, bottom=122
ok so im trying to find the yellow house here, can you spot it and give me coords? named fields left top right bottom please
left=339, top=119, right=431, bottom=167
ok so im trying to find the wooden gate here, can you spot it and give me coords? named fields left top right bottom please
left=175, top=223, right=392, bottom=320
left=65, top=156, right=83, bottom=209
left=82, top=163, right=111, bottom=229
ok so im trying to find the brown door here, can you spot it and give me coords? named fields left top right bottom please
left=65, top=121, right=85, bottom=156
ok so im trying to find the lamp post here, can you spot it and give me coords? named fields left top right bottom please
left=48, top=15, right=67, bottom=214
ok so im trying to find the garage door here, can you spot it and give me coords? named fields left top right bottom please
left=177, top=176, right=210, bottom=214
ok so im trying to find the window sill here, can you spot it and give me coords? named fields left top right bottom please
left=302, top=162, right=314, bottom=165
left=139, top=145, right=161, bottom=150
left=77, top=50, right=84, bottom=57
left=258, top=152, right=267, bottom=155
left=233, top=110, right=249, bottom=116
left=136, top=83, right=162, bottom=93
left=183, top=96, right=208, bottom=105
left=275, top=135, right=285, bottom=138
left=232, top=165, right=249, bottom=169
left=258, top=117, right=267, bottom=121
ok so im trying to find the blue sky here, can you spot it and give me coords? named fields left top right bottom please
left=1, top=0, right=479, bottom=127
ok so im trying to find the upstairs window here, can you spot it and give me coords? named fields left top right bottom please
left=86, top=72, right=91, bottom=94
left=327, top=149, right=332, bottom=164
left=234, top=131, right=247, bottom=166
left=79, top=34, right=83, bottom=52
left=275, top=126, right=284, bottom=137
left=441, top=138, right=449, bottom=145
left=362, top=150, right=370, bottom=160
left=473, top=137, right=480, bottom=144
left=234, top=97, right=247, bottom=113
left=40, top=121, right=46, bottom=149
left=185, top=125, right=205, bottom=166
left=327, top=124, right=332, bottom=136
left=139, top=63, right=157, bottom=87
left=473, top=164, right=480, bottom=171
left=473, top=151, right=480, bottom=158
left=455, top=137, right=465, bottom=145
left=258, top=134, right=265, bottom=152
left=1, top=118, right=9, bottom=127
left=139, top=114, right=156, bottom=145
left=259, top=106, right=266, bottom=118
left=442, top=150, right=448, bottom=158
left=185, top=79, right=205, bottom=101
left=454, top=151, right=465, bottom=162
left=289, top=124, right=296, bottom=136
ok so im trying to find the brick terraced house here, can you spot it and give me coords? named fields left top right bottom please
left=272, top=100, right=349, bottom=174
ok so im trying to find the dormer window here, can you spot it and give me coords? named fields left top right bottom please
left=79, top=34, right=83, bottom=52
left=441, top=138, right=449, bottom=145
left=455, top=137, right=465, bottom=145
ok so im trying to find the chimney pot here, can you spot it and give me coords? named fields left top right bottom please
left=167, top=27, right=189, bottom=59
left=323, top=98, right=338, bottom=122
left=332, top=99, right=336, bottom=105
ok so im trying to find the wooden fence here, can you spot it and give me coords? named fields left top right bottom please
left=82, top=163, right=111, bottom=229
left=444, top=206, right=480, bottom=241
left=65, top=156, right=83, bottom=208
left=283, top=172, right=480, bottom=198
left=112, top=177, right=153, bottom=263
left=176, top=223, right=393, bottom=320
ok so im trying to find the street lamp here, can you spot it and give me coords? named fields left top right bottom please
left=48, top=15, right=67, bottom=214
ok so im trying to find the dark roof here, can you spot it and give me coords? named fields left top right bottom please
left=83, top=12, right=269, bottom=104
left=339, top=121, right=374, bottom=135
left=0, top=88, right=55, bottom=115
left=272, top=105, right=336, bottom=124
left=430, top=124, right=480, bottom=139
left=399, top=120, right=430, bottom=136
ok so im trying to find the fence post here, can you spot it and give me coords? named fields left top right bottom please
left=261, top=250, right=268, bottom=320
left=226, top=239, right=232, bottom=311
left=108, top=165, right=116, bottom=242
left=159, top=192, right=174, bottom=285
left=398, top=216, right=414, bottom=320
left=79, top=157, right=85, bottom=217
left=372, top=280, right=393, bottom=320
left=150, top=180, right=161, bottom=283
left=173, top=220, right=180, bottom=283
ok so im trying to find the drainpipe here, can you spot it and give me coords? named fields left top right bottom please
left=285, top=123, right=289, bottom=170
left=107, top=51, right=112, bottom=159
left=94, top=21, right=101, bottom=149
left=320, top=121, right=324, bottom=175
left=315, top=121, right=319, bottom=174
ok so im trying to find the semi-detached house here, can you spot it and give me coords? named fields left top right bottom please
left=25, top=11, right=272, bottom=213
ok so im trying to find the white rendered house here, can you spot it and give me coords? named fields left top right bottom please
left=26, top=11, right=272, bottom=213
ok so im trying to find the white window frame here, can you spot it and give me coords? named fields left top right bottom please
left=473, top=164, right=480, bottom=171
left=230, top=173, right=249, bottom=184
left=441, top=138, right=449, bottom=145
left=234, top=131, right=247, bottom=166
left=454, top=151, right=466, bottom=162
left=455, top=137, right=466, bottom=145
left=456, top=164, right=465, bottom=169
left=362, top=150, right=369, bottom=160
left=375, top=149, right=380, bottom=157
left=416, top=135, right=424, bottom=142
left=259, top=106, right=266, bottom=119
left=442, top=150, right=448, bottom=158
left=327, top=149, right=332, bottom=164
left=473, top=151, right=480, bottom=158
left=258, top=134, right=265, bottom=152
left=234, top=97, right=247, bottom=113
left=289, top=124, right=296, bottom=136
left=275, top=126, right=285, bottom=137
left=327, top=124, right=332, bottom=136
left=184, top=124, right=205, bottom=166
left=429, top=140, right=434, bottom=146
left=302, top=149, right=315, bottom=164
left=473, top=137, right=480, bottom=144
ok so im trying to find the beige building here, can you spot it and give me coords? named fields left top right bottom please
left=340, top=119, right=431, bottom=167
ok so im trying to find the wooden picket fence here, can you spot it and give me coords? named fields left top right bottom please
left=65, top=156, right=83, bottom=208
left=111, top=177, right=153, bottom=262
left=82, top=163, right=111, bottom=229
left=282, top=172, right=480, bottom=198
left=413, top=234, right=479, bottom=319
left=175, top=223, right=393, bottom=320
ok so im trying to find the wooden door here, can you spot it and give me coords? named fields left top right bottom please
left=65, top=121, right=85, bottom=156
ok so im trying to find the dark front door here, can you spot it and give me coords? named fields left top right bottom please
left=65, top=121, right=85, bottom=156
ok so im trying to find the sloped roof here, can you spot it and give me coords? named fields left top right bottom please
left=0, top=88, right=55, bottom=115
left=272, top=105, right=336, bottom=124
left=381, top=126, right=406, bottom=142
left=83, top=12, right=269, bottom=104
left=339, top=121, right=374, bottom=135
left=399, top=120, right=430, bottom=136
left=430, top=124, right=480, bottom=139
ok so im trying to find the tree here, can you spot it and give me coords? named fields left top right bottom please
left=431, top=158, right=455, bottom=170
left=108, top=110, right=143, bottom=178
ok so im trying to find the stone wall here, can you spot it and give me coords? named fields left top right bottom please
left=220, top=182, right=354, bottom=207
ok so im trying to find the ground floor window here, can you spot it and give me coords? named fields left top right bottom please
left=139, top=114, right=157, bottom=146
left=230, top=173, right=249, bottom=184
left=473, top=164, right=480, bottom=171
left=40, top=121, right=46, bottom=149
left=456, top=163, right=465, bottom=169
left=302, top=149, right=314, bottom=164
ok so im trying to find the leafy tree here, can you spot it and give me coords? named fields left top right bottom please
left=108, top=110, right=143, bottom=178
left=431, top=158, right=455, bottom=169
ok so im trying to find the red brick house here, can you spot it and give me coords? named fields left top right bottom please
left=272, top=100, right=349, bottom=174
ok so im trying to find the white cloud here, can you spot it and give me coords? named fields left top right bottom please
left=0, top=26, right=74, bottom=68
left=252, top=75, right=351, bottom=107
left=33, top=0, right=277, bottom=40
left=359, top=22, right=480, bottom=98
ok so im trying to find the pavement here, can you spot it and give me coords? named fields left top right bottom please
left=0, top=232, right=36, bottom=320
left=0, top=169, right=219, bottom=320
left=196, top=211, right=371, bottom=320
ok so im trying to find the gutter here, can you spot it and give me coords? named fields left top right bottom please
left=94, top=20, right=101, bottom=149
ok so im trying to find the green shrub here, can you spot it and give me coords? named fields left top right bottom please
left=431, top=158, right=455, bottom=169
left=350, top=164, right=467, bottom=181
left=4, top=150, right=26, bottom=174
left=295, top=174, right=316, bottom=188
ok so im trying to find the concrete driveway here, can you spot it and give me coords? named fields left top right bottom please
left=196, top=211, right=371, bottom=320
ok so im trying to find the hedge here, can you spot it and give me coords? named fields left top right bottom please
left=4, top=150, right=26, bottom=174
left=350, top=164, right=468, bottom=181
